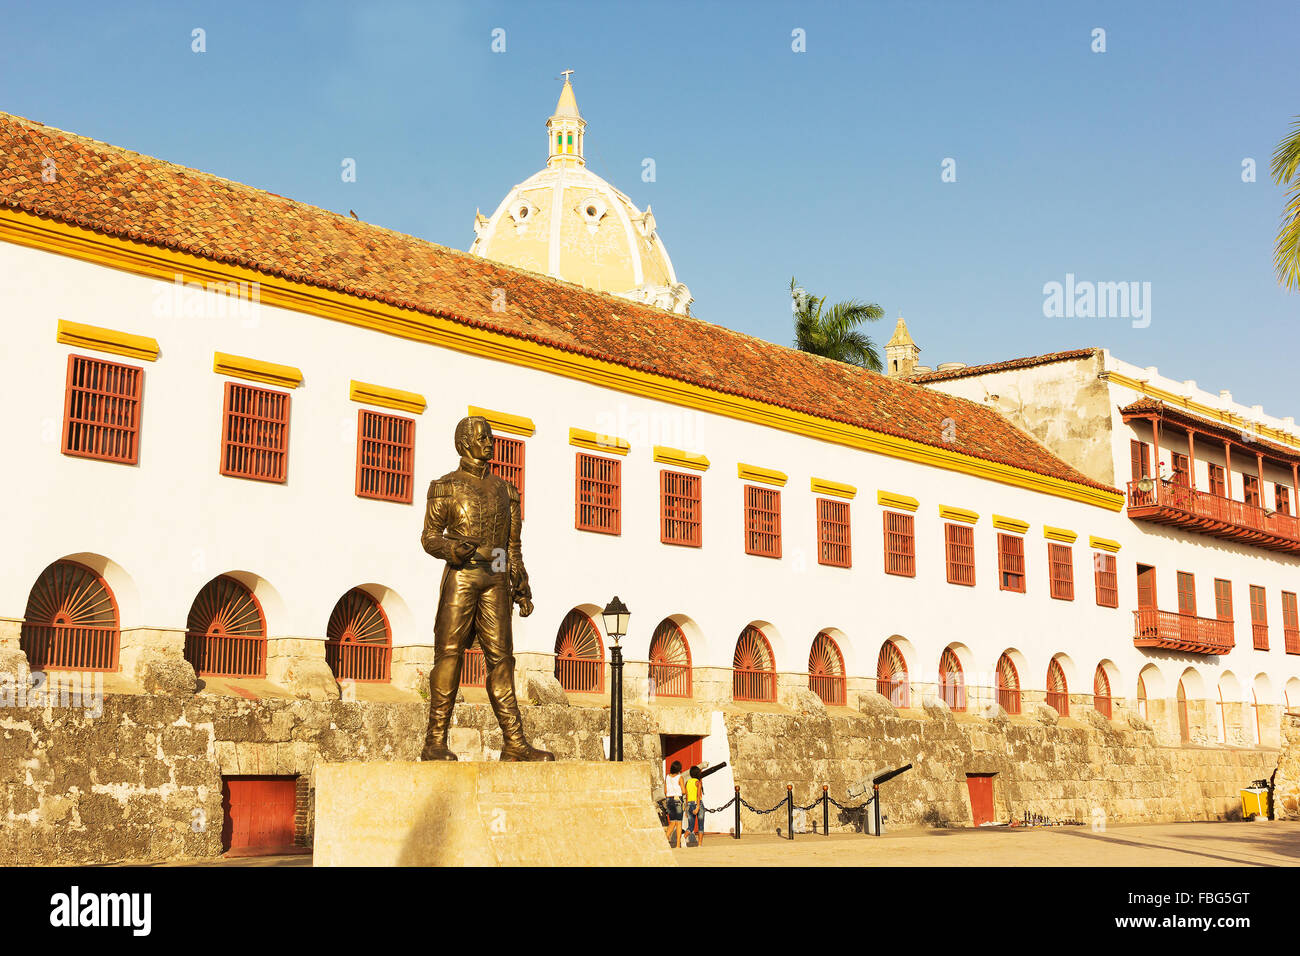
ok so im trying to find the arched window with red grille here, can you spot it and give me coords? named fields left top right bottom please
left=184, top=576, right=266, bottom=678
left=733, top=626, right=776, bottom=702
left=553, top=609, right=604, bottom=693
left=325, top=588, right=391, bottom=683
left=876, top=641, right=909, bottom=707
left=648, top=619, right=692, bottom=698
left=808, top=631, right=846, bottom=706
left=1094, top=665, right=1112, bottom=719
left=1047, top=659, right=1069, bottom=715
left=21, top=560, right=120, bottom=671
left=939, top=647, right=965, bottom=711
left=996, top=653, right=1021, bottom=714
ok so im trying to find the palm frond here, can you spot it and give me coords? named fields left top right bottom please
left=1271, top=117, right=1300, bottom=292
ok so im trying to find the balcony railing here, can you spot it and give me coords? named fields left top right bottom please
left=809, top=673, right=846, bottom=707
left=325, top=641, right=391, bottom=683
left=997, top=686, right=1021, bottom=715
left=1285, top=628, right=1300, bottom=655
left=554, top=657, right=604, bottom=694
left=20, top=624, right=119, bottom=672
left=733, top=667, right=776, bottom=702
left=1252, top=623, right=1270, bottom=651
left=1046, top=690, right=1069, bottom=716
left=185, top=632, right=266, bottom=678
left=1126, top=480, right=1300, bottom=554
left=1132, top=607, right=1234, bottom=655
left=649, top=662, right=692, bottom=698
left=875, top=676, right=910, bottom=708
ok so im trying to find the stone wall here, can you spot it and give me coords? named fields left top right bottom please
left=1273, top=714, right=1300, bottom=820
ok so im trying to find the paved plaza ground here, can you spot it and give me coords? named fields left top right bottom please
left=136, top=820, right=1300, bottom=867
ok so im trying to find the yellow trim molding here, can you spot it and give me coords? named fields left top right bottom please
left=468, top=405, right=535, bottom=436
left=991, top=514, right=1029, bottom=534
left=877, top=491, right=919, bottom=512
left=2, top=208, right=1123, bottom=511
left=810, top=477, right=856, bottom=499
left=57, top=319, right=159, bottom=362
left=1089, top=535, right=1122, bottom=553
left=938, top=505, right=979, bottom=524
left=1043, top=525, right=1078, bottom=543
left=1105, top=370, right=1300, bottom=449
left=654, top=446, right=710, bottom=471
left=569, top=427, right=630, bottom=456
left=213, top=351, right=302, bottom=388
left=350, top=380, right=426, bottom=414
left=738, top=463, right=788, bottom=487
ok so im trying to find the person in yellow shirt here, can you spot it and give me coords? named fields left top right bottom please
left=685, top=765, right=705, bottom=846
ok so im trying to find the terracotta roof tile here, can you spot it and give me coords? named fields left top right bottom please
left=0, top=111, right=1114, bottom=494
left=909, top=349, right=1099, bottom=383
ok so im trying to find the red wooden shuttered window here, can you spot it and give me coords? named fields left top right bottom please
left=883, top=511, right=915, bottom=577
left=1048, top=543, right=1074, bottom=600
left=733, top=626, right=776, bottom=702
left=944, top=523, right=975, bottom=586
left=221, top=382, right=290, bottom=482
left=995, top=653, right=1021, bottom=714
left=1282, top=591, right=1299, bottom=655
left=1214, top=578, right=1233, bottom=621
left=575, top=453, right=621, bottom=534
left=1093, top=666, right=1112, bottom=719
left=876, top=641, right=909, bottom=707
left=1094, top=552, right=1118, bottom=607
left=1277, top=484, right=1292, bottom=516
left=62, top=354, right=143, bottom=465
left=1249, top=585, right=1268, bottom=650
left=1046, top=659, right=1069, bottom=716
left=1136, top=564, right=1157, bottom=609
left=1243, top=475, right=1261, bottom=507
left=1176, top=571, right=1196, bottom=617
left=1130, top=440, right=1150, bottom=481
left=1208, top=463, right=1226, bottom=497
left=816, top=498, right=851, bottom=568
left=660, top=470, right=702, bottom=547
left=938, top=647, right=965, bottom=711
left=184, top=575, right=266, bottom=678
left=744, top=485, right=781, bottom=558
left=325, top=588, right=391, bottom=683
left=355, top=410, right=414, bottom=503
left=20, top=560, right=120, bottom=672
left=808, top=631, right=846, bottom=705
left=490, top=435, right=525, bottom=516
left=648, top=619, right=692, bottom=698
left=553, top=609, right=605, bottom=693
left=997, top=534, right=1026, bottom=592
left=1171, top=452, right=1190, bottom=486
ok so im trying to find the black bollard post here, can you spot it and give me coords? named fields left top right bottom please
left=873, top=784, right=882, bottom=837
left=734, top=785, right=741, bottom=840
left=786, top=785, right=794, bottom=840
left=822, top=785, right=829, bottom=836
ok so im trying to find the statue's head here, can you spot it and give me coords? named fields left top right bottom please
left=454, top=415, right=494, bottom=462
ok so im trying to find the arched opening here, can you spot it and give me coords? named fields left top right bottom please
left=808, top=631, right=846, bottom=706
left=996, top=653, right=1021, bottom=714
left=733, top=625, right=775, bottom=702
left=1093, top=664, right=1112, bottom=719
left=939, top=646, right=965, bottom=712
left=876, top=640, right=910, bottom=707
left=1047, top=658, right=1069, bottom=716
left=1136, top=674, right=1148, bottom=720
left=649, top=618, right=692, bottom=698
left=184, top=575, right=266, bottom=678
left=553, top=609, right=605, bottom=693
left=325, top=588, right=391, bottom=683
left=1176, top=680, right=1190, bottom=742
left=20, top=559, right=120, bottom=671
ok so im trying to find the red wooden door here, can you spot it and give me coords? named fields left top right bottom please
left=966, top=774, right=995, bottom=826
left=222, top=776, right=297, bottom=855
left=662, top=735, right=703, bottom=777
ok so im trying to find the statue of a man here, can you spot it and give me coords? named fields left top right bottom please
left=419, top=416, right=554, bottom=761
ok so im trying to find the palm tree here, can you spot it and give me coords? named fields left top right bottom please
left=790, top=277, right=886, bottom=371
left=1272, top=115, right=1300, bottom=292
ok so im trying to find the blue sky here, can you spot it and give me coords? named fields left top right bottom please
left=4, top=0, right=1298, bottom=410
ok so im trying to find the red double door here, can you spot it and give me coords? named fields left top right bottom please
left=222, top=776, right=297, bottom=855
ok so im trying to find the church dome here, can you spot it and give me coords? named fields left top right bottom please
left=469, top=75, right=692, bottom=315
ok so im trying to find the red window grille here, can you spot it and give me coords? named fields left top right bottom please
left=325, top=588, right=391, bottom=683
left=553, top=609, right=604, bottom=692
left=808, top=631, right=846, bottom=706
left=62, top=354, right=143, bottom=465
left=1130, top=440, right=1150, bottom=481
left=1094, top=552, right=1118, bottom=607
left=1283, top=591, right=1299, bottom=655
left=648, top=619, right=692, bottom=698
left=816, top=498, right=852, bottom=568
left=1093, top=666, right=1112, bottom=719
left=1171, top=452, right=1190, bottom=486
left=996, top=653, right=1021, bottom=715
left=490, top=435, right=525, bottom=517
left=1047, top=544, right=1074, bottom=600
left=575, top=453, right=621, bottom=534
left=184, top=575, right=266, bottom=678
left=876, top=640, right=909, bottom=707
left=220, top=382, right=290, bottom=482
left=1215, top=578, right=1234, bottom=621
left=1243, top=475, right=1261, bottom=507
left=997, top=534, right=1025, bottom=592
left=660, top=470, right=702, bottom=547
left=1249, top=585, right=1268, bottom=650
left=883, top=511, right=915, bottom=577
left=744, top=485, right=782, bottom=558
left=1046, top=659, right=1069, bottom=716
left=944, top=523, right=975, bottom=586
left=939, top=647, right=965, bottom=711
left=1208, top=463, right=1226, bottom=497
left=20, top=560, right=119, bottom=671
left=461, top=647, right=486, bottom=687
left=355, top=410, right=414, bottom=503
left=1277, top=484, right=1292, bottom=516
left=1177, top=571, right=1197, bottom=617
left=732, top=625, right=776, bottom=702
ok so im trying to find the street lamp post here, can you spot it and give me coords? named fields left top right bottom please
left=602, top=596, right=630, bottom=762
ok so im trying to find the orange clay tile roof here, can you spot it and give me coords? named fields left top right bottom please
left=0, top=111, right=1114, bottom=495
left=908, top=349, right=1099, bottom=383
left=1119, top=398, right=1300, bottom=464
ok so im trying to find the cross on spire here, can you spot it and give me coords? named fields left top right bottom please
left=560, top=69, right=574, bottom=81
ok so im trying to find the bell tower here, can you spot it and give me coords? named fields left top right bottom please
left=546, top=71, right=586, bottom=169
left=885, top=317, right=921, bottom=378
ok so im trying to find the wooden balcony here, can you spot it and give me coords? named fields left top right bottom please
left=1126, top=480, right=1300, bottom=555
left=1132, top=608, right=1234, bottom=655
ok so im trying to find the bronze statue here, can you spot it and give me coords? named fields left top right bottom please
left=420, top=416, right=554, bottom=762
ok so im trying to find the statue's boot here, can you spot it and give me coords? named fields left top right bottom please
left=421, top=655, right=459, bottom=761
left=487, top=655, right=555, bottom=762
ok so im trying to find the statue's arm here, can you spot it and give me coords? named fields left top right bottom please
left=507, top=485, right=531, bottom=600
left=420, top=480, right=455, bottom=560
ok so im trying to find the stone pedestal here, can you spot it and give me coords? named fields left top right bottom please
left=313, top=760, right=673, bottom=866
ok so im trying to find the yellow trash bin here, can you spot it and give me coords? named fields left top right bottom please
left=1241, top=788, right=1270, bottom=819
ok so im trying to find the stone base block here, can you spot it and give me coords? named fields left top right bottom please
left=313, top=760, right=673, bottom=867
